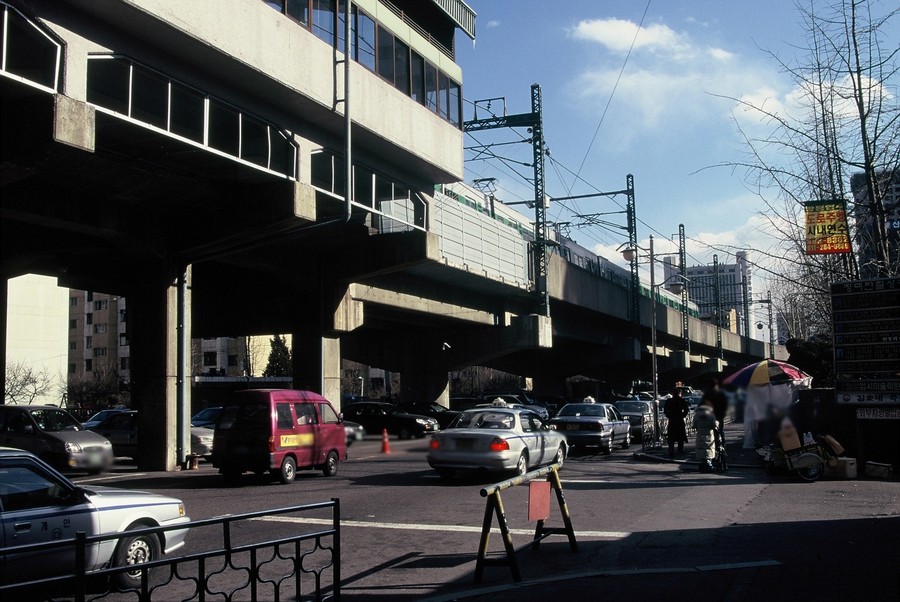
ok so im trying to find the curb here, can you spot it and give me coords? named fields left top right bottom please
left=631, top=450, right=762, bottom=470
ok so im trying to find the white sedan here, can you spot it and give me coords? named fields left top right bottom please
left=427, top=405, right=567, bottom=479
left=0, top=447, right=190, bottom=593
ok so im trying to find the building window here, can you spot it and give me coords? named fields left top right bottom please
left=87, top=291, right=93, bottom=302
left=203, top=352, right=217, bottom=366
left=311, top=0, right=335, bottom=46
left=70, top=296, right=77, bottom=307
left=228, top=354, right=239, bottom=367
left=69, top=319, right=76, bottom=330
left=68, top=363, right=76, bottom=374
left=85, top=359, right=92, bottom=372
left=94, top=323, right=107, bottom=334
left=376, top=24, right=395, bottom=84
left=69, top=341, right=77, bottom=351
left=94, top=347, right=107, bottom=357
left=94, top=300, right=108, bottom=310
left=355, top=9, right=376, bottom=71
left=120, top=309, right=127, bottom=323
left=85, top=336, right=92, bottom=349
left=410, top=51, right=425, bottom=106
left=120, top=333, right=129, bottom=347
left=86, top=313, right=93, bottom=325
left=120, top=357, right=129, bottom=371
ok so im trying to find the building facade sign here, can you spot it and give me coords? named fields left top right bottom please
left=832, top=278, right=900, bottom=405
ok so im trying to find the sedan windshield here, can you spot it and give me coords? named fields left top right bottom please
left=30, top=409, right=83, bottom=432
left=450, top=411, right=516, bottom=430
left=557, top=404, right=605, bottom=417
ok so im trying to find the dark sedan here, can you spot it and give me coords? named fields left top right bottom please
left=613, top=400, right=653, bottom=440
left=396, top=402, right=460, bottom=429
left=548, top=402, right=631, bottom=452
left=341, top=402, right=439, bottom=439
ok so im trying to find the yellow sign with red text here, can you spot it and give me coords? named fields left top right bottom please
left=805, top=200, right=851, bottom=255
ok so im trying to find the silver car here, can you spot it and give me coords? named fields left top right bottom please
left=0, top=447, right=190, bottom=591
left=426, top=406, right=567, bottom=479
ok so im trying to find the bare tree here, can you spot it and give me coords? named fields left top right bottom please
left=4, top=361, right=58, bottom=404
left=720, top=0, right=898, bottom=339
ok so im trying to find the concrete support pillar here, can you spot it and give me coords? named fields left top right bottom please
left=291, top=330, right=342, bottom=406
left=0, top=276, right=7, bottom=399
left=127, top=272, right=186, bottom=471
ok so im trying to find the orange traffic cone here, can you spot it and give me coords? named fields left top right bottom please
left=381, top=429, right=391, bottom=454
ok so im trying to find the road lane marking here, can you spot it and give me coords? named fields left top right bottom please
left=250, top=516, right=629, bottom=539
left=75, top=472, right=148, bottom=483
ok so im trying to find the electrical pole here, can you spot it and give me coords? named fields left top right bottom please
left=465, top=84, right=550, bottom=316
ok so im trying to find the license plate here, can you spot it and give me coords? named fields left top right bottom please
left=455, top=438, right=474, bottom=450
left=566, top=425, right=580, bottom=431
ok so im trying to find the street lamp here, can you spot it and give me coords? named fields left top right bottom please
left=358, top=376, right=364, bottom=398
left=621, top=235, right=690, bottom=446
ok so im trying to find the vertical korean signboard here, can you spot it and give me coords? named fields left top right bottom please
left=805, top=200, right=851, bottom=255
left=832, top=277, right=899, bottom=470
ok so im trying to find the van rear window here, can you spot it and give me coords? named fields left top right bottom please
left=218, top=402, right=269, bottom=430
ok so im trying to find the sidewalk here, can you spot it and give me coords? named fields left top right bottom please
left=633, top=419, right=762, bottom=468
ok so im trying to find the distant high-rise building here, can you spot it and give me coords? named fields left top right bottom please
left=667, top=251, right=754, bottom=336
left=850, top=170, right=899, bottom=278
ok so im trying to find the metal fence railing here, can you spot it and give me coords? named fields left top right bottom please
left=0, top=500, right=340, bottom=602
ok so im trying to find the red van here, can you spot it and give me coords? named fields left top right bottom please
left=212, top=389, right=346, bottom=484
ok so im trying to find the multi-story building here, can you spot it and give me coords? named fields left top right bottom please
left=851, top=170, right=899, bottom=279
left=668, top=251, right=754, bottom=336
left=67, top=291, right=127, bottom=382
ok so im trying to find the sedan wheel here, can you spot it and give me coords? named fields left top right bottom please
left=113, top=528, right=160, bottom=589
left=515, top=453, right=528, bottom=476
left=621, top=431, right=631, bottom=449
left=554, top=445, right=565, bottom=469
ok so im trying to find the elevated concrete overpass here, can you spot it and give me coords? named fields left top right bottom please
left=1, top=0, right=778, bottom=470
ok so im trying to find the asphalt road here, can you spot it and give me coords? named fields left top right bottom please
left=70, top=435, right=900, bottom=601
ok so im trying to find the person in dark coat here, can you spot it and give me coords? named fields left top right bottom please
left=664, top=389, right=690, bottom=458
left=703, top=379, right=728, bottom=430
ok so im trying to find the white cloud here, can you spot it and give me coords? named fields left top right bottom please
left=570, top=18, right=692, bottom=57
left=485, top=19, right=500, bottom=29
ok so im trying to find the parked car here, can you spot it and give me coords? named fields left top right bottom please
left=89, top=411, right=215, bottom=461
left=344, top=420, right=366, bottom=446
left=0, top=447, right=190, bottom=591
left=613, top=400, right=653, bottom=440
left=81, top=408, right=127, bottom=429
left=396, top=402, right=460, bottom=429
left=549, top=402, right=631, bottom=452
left=427, top=403, right=567, bottom=479
left=479, top=394, right=550, bottom=420
left=190, top=406, right=223, bottom=428
left=0, top=405, right=113, bottom=474
left=341, top=401, right=439, bottom=439
left=212, top=389, right=346, bottom=484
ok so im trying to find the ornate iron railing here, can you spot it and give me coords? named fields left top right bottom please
left=0, top=499, right=340, bottom=602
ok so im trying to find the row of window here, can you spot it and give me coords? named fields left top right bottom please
left=67, top=357, right=129, bottom=375
left=202, top=352, right=240, bottom=367
left=86, top=56, right=297, bottom=178
left=68, top=297, right=111, bottom=311
left=265, top=0, right=462, bottom=127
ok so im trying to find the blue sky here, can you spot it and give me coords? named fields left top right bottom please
left=455, top=0, right=898, bottom=283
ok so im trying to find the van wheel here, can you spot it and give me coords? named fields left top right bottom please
left=277, top=457, right=296, bottom=484
left=322, top=451, right=339, bottom=477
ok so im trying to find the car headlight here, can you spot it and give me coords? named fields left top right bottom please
left=102, top=440, right=112, bottom=448
left=416, top=418, right=429, bottom=425
left=64, top=441, right=83, bottom=453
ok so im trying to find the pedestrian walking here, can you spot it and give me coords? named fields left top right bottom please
left=664, top=389, right=689, bottom=458
left=703, top=379, right=728, bottom=430
left=692, top=399, right=718, bottom=472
